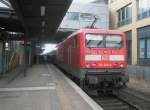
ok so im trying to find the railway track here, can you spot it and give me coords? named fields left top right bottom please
left=83, top=86, right=142, bottom=110
left=56, top=66, right=150, bottom=110
left=113, top=89, right=150, bottom=110
left=87, top=87, right=150, bottom=110
left=92, top=94, right=141, bottom=110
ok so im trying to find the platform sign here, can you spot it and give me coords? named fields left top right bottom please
left=0, top=42, right=2, bottom=73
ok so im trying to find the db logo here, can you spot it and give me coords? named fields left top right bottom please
left=102, top=56, right=109, bottom=60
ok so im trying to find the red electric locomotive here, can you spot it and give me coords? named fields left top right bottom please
left=56, top=29, right=129, bottom=90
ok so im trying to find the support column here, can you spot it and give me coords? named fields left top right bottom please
left=29, top=41, right=32, bottom=66
left=36, top=55, right=39, bottom=64
left=131, top=0, right=138, bottom=65
left=2, top=41, right=5, bottom=75
left=0, top=42, right=3, bottom=75
left=23, top=40, right=28, bottom=76
left=131, top=29, right=137, bottom=64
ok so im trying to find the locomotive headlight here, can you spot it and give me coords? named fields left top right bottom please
left=120, top=64, right=124, bottom=68
left=86, top=64, right=90, bottom=68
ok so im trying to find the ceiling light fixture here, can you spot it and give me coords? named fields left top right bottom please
left=0, top=27, right=5, bottom=30
left=41, top=21, right=45, bottom=27
left=42, top=29, right=45, bottom=33
left=41, top=6, right=46, bottom=16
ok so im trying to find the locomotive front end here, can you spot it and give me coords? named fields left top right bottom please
left=82, top=31, right=129, bottom=90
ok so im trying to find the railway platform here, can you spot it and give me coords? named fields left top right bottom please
left=0, top=64, right=103, bottom=110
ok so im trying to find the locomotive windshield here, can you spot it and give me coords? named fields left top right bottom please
left=86, top=34, right=122, bottom=48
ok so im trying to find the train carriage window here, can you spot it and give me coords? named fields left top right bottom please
left=73, top=35, right=78, bottom=48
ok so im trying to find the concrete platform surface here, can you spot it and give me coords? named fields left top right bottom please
left=0, top=64, right=102, bottom=110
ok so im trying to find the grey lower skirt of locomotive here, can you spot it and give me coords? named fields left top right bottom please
left=76, top=68, right=129, bottom=91
left=56, top=61, right=129, bottom=92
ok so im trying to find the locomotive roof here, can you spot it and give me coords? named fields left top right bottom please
left=77, top=29, right=124, bottom=35
left=57, top=28, right=125, bottom=46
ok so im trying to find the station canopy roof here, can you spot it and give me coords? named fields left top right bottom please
left=0, top=0, right=72, bottom=42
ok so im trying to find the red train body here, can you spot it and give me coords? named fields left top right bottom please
left=56, top=29, right=129, bottom=90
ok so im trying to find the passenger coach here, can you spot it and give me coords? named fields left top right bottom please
left=56, top=29, right=129, bottom=91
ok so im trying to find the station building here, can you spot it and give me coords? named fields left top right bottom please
left=109, top=0, right=150, bottom=80
left=59, top=0, right=109, bottom=30
left=109, top=0, right=150, bottom=65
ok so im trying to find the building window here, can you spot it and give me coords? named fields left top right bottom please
left=79, top=13, right=94, bottom=21
left=137, top=0, right=150, bottom=20
left=110, top=0, right=115, bottom=3
left=117, top=4, right=132, bottom=27
left=139, top=38, right=150, bottom=59
left=139, top=39, right=145, bottom=58
left=147, top=39, right=150, bottom=58
left=65, top=12, right=79, bottom=21
left=125, top=31, right=132, bottom=64
left=93, top=0, right=108, bottom=4
left=65, top=12, right=95, bottom=22
left=138, top=26, right=150, bottom=65
left=138, top=26, right=150, bottom=59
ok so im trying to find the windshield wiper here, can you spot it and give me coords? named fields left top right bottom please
left=97, top=41, right=104, bottom=47
left=87, top=40, right=92, bottom=45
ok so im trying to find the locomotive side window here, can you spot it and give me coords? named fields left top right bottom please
left=106, top=35, right=122, bottom=48
left=86, top=34, right=104, bottom=48
left=73, top=35, right=78, bottom=48
left=85, top=34, right=122, bottom=48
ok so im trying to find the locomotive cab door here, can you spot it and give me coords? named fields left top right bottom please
left=68, top=45, right=71, bottom=65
